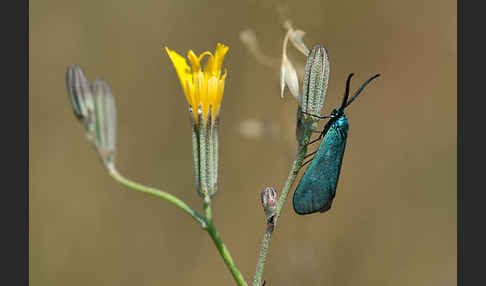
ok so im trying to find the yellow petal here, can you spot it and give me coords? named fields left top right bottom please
left=213, top=70, right=227, bottom=118
left=187, top=50, right=201, bottom=72
left=204, top=54, right=215, bottom=77
left=165, top=47, right=192, bottom=104
left=207, top=76, right=218, bottom=119
left=198, top=73, right=210, bottom=123
left=204, top=43, right=229, bottom=77
left=213, top=43, right=229, bottom=76
left=165, top=44, right=228, bottom=126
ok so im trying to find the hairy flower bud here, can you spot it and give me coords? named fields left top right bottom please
left=66, top=65, right=95, bottom=130
left=91, top=79, right=117, bottom=167
left=296, top=45, right=330, bottom=143
left=66, top=65, right=117, bottom=169
left=261, top=187, right=278, bottom=224
left=300, top=45, right=330, bottom=117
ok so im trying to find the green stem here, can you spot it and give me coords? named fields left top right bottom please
left=109, top=168, right=246, bottom=285
left=252, top=224, right=273, bottom=286
left=274, top=141, right=308, bottom=225
left=108, top=167, right=206, bottom=228
left=252, top=126, right=312, bottom=286
left=204, top=198, right=248, bottom=286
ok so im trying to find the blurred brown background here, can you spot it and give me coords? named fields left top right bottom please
left=30, top=0, right=456, bottom=285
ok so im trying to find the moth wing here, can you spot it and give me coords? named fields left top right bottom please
left=293, top=124, right=347, bottom=215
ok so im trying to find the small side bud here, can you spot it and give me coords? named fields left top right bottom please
left=261, top=187, right=278, bottom=224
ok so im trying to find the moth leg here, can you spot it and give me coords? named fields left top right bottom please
left=304, top=151, right=317, bottom=159
left=306, top=131, right=325, bottom=145
left=299, top=157, right=315, bottom=170
left=301, top=111, right=331, bottom=119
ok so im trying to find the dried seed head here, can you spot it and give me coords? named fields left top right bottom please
left=280, top=27, right=309, bottom=100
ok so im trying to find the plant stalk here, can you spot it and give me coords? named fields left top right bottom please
left=108, top=167, right=206, bottom=228
left=204, top=198, right=248, bottom=286
left=252, top=125, right=312, bottom=286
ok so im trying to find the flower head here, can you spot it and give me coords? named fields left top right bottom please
left=165, top=43, right=229, bottom=126
left=164, top=44, right=228, bottom=198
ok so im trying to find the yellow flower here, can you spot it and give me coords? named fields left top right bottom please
left=165, top=43, right=229, bottom=126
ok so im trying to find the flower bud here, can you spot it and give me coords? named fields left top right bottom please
left=295, top=45, right=330, bottom=143
left=260, top=187, right=278, bottom=224
left=300, top=45, right=330, bottom=117
left=91, top=79, right=117, bottom=167
left=66, top=65, right=117, bottom=169
left=66, top=65, right=95, bottom=130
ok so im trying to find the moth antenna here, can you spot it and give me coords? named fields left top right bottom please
left=344, top=74, right=381, bottom=109
left=340, top=73, right=354, bottom=110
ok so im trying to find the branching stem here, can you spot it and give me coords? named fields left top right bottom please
left=108, top=171, right=247, bottom=286
left=108, top=167, right=206, bottom=227
left=252, top=125, right=312, bottom=286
